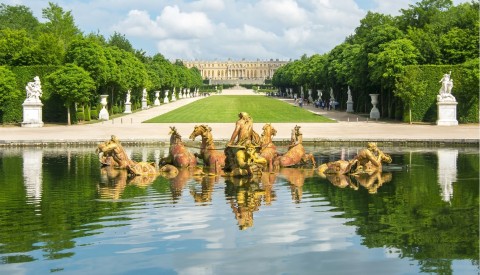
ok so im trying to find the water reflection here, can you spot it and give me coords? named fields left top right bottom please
left=225, top=177, right=265, bottom=230
left=437, top=149, right=458, bottom=203
left=97, top=166, right=158, bottom=199
left=22, top=149, right=43, bottom=205
left=0, top=146, right=477, bottom=274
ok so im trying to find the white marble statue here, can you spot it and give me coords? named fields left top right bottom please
left=437, top=72, right=456, bottom=102
left=125, top=90, right=131, bottom=104
left=142, top=88, right=147, bottom=101
left=25, top=76, right=42, bottom=102
left=329, top=88, right=335, bottom=102
left=347, top=86, right=353, bottom=102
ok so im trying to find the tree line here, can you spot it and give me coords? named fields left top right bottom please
left=0, top=2, right=203, bottom=125
left=272, top=0, right=479, bottom=123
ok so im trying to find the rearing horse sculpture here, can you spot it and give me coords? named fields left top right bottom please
left=160, top=126, right=197, bottom=168
left=273, top=125, right=316, bottom=170
left=189, top=124, right=226, bottom=175
left=259, top=123, right=278, bottom=173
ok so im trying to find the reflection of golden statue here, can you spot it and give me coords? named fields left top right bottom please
left=225, top=177, right=265, bottom=230
left=273, top=125, right=316, bottom=170
left=317, top=143, right=393, bottom=193
left=278, top=168, right=315, bottom=203
left=96, top=135, right=158, bottom=176
left=352, top=171, right=392, bottom=194
left=190, top=174, right=218, bottom=203
left=97, top=166, right=158, bottom=199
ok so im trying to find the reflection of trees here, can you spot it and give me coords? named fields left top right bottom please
left=304, top=151, right=479, bottom=273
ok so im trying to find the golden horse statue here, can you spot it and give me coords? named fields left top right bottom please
left=96, top=135, right=157, bottom=176
left=259, top=123, right=278, bottom=173
left=160, top=126, right=197, bottom=168
left=273, top=125, right=316, bottom=170
left=317, top=142, right=392, bottom=175
left=189, top=124, right=226, bottom=175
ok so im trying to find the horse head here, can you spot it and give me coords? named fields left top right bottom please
left=169, top=126, right=182, bottom=144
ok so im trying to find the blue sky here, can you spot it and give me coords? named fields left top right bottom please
left=3, top=0, right=470, bottom=61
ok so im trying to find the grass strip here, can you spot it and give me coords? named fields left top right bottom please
left=144, top=95, right=335, bottom=123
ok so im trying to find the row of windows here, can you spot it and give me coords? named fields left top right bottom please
left=185, top=62, right=286, bottom=69
left=202, top=69, right=271, bottom=78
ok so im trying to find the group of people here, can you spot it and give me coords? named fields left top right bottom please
left=313, top=99, right=337, bottom=110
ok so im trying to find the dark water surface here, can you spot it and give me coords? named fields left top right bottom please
left=0, top=145, right=478, bottom=275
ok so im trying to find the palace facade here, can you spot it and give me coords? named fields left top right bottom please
left=183, top=59, right=289, bottom=84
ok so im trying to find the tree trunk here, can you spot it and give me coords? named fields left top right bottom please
left=409, top=107, right=412, bottom=124
left=67, top=105, right=71, bottom=126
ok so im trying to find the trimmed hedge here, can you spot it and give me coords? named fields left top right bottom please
left=4, top=65, right=67, bottom=124
left=397, top=61, right=479, bottom=123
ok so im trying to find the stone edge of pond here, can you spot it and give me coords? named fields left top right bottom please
left=0, top=138, right=478, bottom=148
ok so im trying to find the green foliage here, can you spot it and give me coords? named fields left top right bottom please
left=41, top=2, right=81, bottom=51
left=108, top=31, right=134, bottom=53
left=0, top=4, right=40, bottom=32
left=0, top=29, right=36, bottom=66
left=0, top=66, right=19, bottom=107
left=395, top=62, right=478, bottom=123
left=45, top=64, right=96, bottom=124
left=65, top=38, right=108, bottom=87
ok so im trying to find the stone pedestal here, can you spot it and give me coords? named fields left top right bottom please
left=436, top=101, right=458, bottom=125
left=21, top=101, right=44, bottom=127
left=369, top=94, right=380, bottom=119
left=141, top=99, right=148, bottom=110
left=346, top=101, right=354, bottom=113
left=124, top=102, right=132, bottom=114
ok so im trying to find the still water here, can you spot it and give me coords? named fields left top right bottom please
left=0, top=145, right=478, bottom=275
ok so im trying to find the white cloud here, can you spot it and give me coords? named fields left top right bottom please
left=189, top=0, right=226, bottom=11
left=156, top=5, right=214, bottom=38
left=115, top=6, right=214, bottom=40
left=256, top=0, right=308, bottom=26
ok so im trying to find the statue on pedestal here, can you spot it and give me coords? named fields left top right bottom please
left=224, top=112, right=266, bottom=177
left=437, top=71, right=456, bottom=102
left=25, top=76, right=42, bottom=103
left=22, top=76, right=44, bottom=127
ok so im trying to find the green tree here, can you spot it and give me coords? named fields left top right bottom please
left=369, top=38, right=420, bottom=118
left=0, top=29, right=36, bottom=66
left=0, top=4, right=40, bottom=32
left=395, top=71, right=427, bottom=124
left=45, top=64, right=95, bottom=125
left=41, top=2, right=82, bottom=51
left=65, top=38, right=108, bottom=87
left=108, top=31, right=134, bottom=53
left=0, top=66, right=19, bottom=110
left=33, top=32, right=64, bottom=65
left=399, top=0, right=453, bottom=30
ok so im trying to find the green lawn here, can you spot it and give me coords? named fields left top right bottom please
left=144, top=95, right=335, bottom=123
